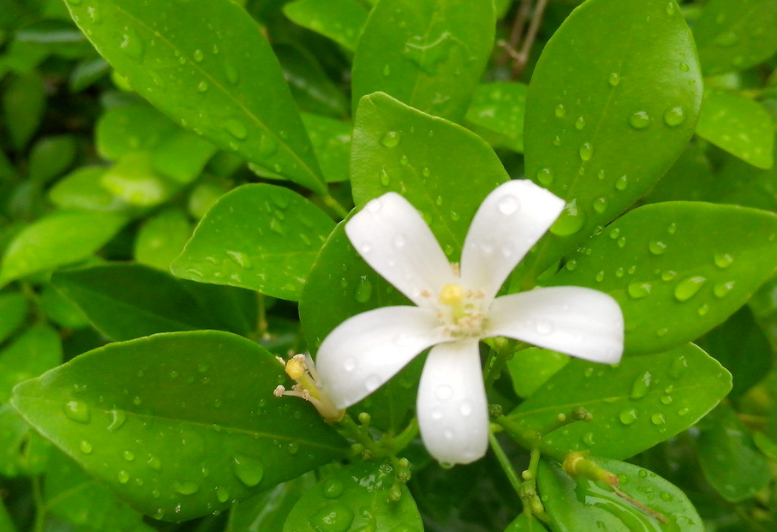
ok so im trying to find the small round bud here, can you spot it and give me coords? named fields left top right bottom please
left=358, top=412, right=371, bottom=425
left=489, top=404, right=503, bottom=418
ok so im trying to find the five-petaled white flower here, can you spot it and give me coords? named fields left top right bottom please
left=316, top=180, right=624, bottom=465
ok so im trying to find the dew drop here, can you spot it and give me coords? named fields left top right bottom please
left=536, top=319, right=554, bottom=335
left=460, top=401, right=473, bottom=417
left=224, top=119, right=248, bottom=140
left=309, top=503, right=354, bottom=532
left=436, top=385, right=454, bottom=401
left=379, top=169, right=390, bottom=186
left=630, top=371, right=652, bottom=399
left=322, top=479, right=345, bottom=499
left=579, top=142, right=593, bottom=161
left=119, top=28, right=144, bottom=61
left=147, top=455, right=162, bottom=471
left=608, top=72, right=621, bottom=87
left=661, top=395, right=673, bottom=405
left=669, top=356, right=688, bottom=378
left=174, top=481, right=200, bottom=495
left=497, top=195, right=520, bottom=215
left=619, top=409, right=638, bottom=425
left=232, top=454, right=264, bottom=487
left=382, top=64, right=391, bottom=76
left=661, top=270, right=677, bottom=282
left=63, top=400, right=91, bottom=424
left=615, top=175, right=628, bottom=191
left=592, top=197, right=607, bottom=213
left=629, top=111, right=652, bottom=129
left=123, top=450, right=135, bottom=462
left=575, top=116, right=586, bottom=130
left=648, top=241, right=667, bottom=255
left=226, top=250, right=252, bottom=269
left=216, top=486, right=230, bottom=503
left=79, top=440, right=93, bottom=454
left=354, top=276, right=372, bottom=303
left=595, top=271, right=605, bottom=282
left=381, top=131, right=400, bottom=148
left=365, top=375, right=381, bottom=392
left=663, top=106, right=686, bottom=127
left=197, top=81, right=209, bottom=92
left=117, top=470, right=130, bottom=484
left=651, top=413, right=666, bottom=426
left=666, top=2, right=676, bottom=15
left=679, top=62, right=690, bottom=72
left=677, top=407, right=690, bottom=416
left=582, top=432, right=596, bottom=446
left=713, top=281, right=735, bottom=298
left=344, top=358, right=357, bottom=372
left=714, top=252, right=734, bottom=269
left=698, top=304, right=710, bottom=316
left=536, top=168, right=554, bottom=186
left=674, top=276, right=706, bottom=302
left=193, top=49, right=204, bottom=62
left=628, top=282, right=652, bottom=299
left=550, top=200, right=586, bottom=236
left=555, top=104, right=566, bottom=118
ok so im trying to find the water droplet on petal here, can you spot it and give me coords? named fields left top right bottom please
left=497, top=195, right=520, bottom=215
left=436, top=385, right=453, bottom=401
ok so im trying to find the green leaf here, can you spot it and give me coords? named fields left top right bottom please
left=0, top=494, right=16, bottom=532
left=226, top=473, right=316, bottom=532
left=509, top=343, right=731, bottom=459
left=523, top=0, right=703, bottom=273
left=101, top=152, right=179, bottom=207
left=0, top=210, right=128, bottom=287
left=52, top=263, right=217, bottom=341
left=698, top=405, right=770, bottom=502
left=538, top=458, right=703, bottom=532
left=96, top=103, right=178, bottom=161
left=504, top=513, right=547, bottom=532
left=134, top=207, right=192, bottom=271
left=283, top=461, right=423, bottom=532
left=302, top=113, right=352, bottom=183
left=693, top=0, right=777, bottom=76
left=11, top=331, right=347, bottom=521
left=0, top=404, right=50, bottom=477
left=506, top=347, right=569, bottom=399
left=283, top=0, right=369, bottom=52
left=172, top=184, right=335, bottom=300
left=0, top=292, right=28, bottom=344
left=39, top=283, right=90, bottom=329
left=465, top=82, right=528, bottom=153
left=709, top=155, right=777, bottom=210
left=551, top=202, right=777, bottom=355
left=0, top=323, right=63, bottom=403
left=643, top=141, right=715, bottom=204
left=696, top=89, right=774, bottom=170
left=351, top=92, right=508, bottom=258
left=49, top=166, right=129, bottom=212
left=28, top=135, right=78, bottom=184
left=2, top=71, right=46, bottom=150
left=45, top=450, right=154, bottom=532
left=64, top=0, right=326, bottom=193
left=300, top=221, right=422, bottom=431
left=351, top=0, right=495, bottom=122
left=69, top=57, right=111, bottom=92
left=150, top=130, right=218, bottom=184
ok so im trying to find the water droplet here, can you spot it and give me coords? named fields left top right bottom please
left=660, top=395, right=673, bottom=405
left=592, top=197, right=607, bottom=213
left=579, top=142, right=593, bottom=161
left=614, top=175, right=628, bottom=191
left=575, top=116, right=586, bottom=130
left=607, top=72, right=621, bottom=87
left=582, top=432, right=596, bottom=446
left=553, top=136, right=562, bottom=146
left=381, top=131, right=400, bottom=148
left=674, top=276, right=706, bottom=302
left=679, top=62, right=690, bottom=72
left=147, top=455, right=162, bottom=471
left=197, top=81, right=209, bottom=92
left=497, top=195, right=520, bottom=215
left=550, top=200, right=586, bottom=236
left=651, top=413, right=666, bottom=425
left=628, top=282, right=652, bottom=299
left=460, top=401, right=473, bottom=416
left=119, top=28, right=144, bottom=61
left=436, top=385, right=453, bottom=400
left=216, top=486, right=230, bottom=503
left=382, top=64, right=391, bottom=76
left=225, top=119, right=248, bottom=140
left=79, top=440, right=93, bottom=454
left=698, top=304, right=710, bottom=316
left=536, top=168, right=554, bottom=186
left=64, top=400, right=91, bottom=424
left=619, top=409, right=638, bottom=425
left=117, top=470, right=130, bottom=484
left=595, top=271, right=605, bottom=282
left=226, top=250, right=253, bottom=270
left=629, top=111, right=652, bottom=129
left=565, top=260, right=577, bottom=271
left=224, top=62, right=240, bottom=85
left=661, top=270, right=677, bottom=281
left=656, top=327, right=668, bottom=337
left=714, top=252, right=734, bottom=268
left=107, top=409, right=126, bottom=432
left=309, top=503, right=354, bottom=532
left=232, top=454, right=264, bottom=487
left=123, top=450, right=135, bottom=461
left=713, top=281, right=735, bottom=298
left=677, top=407, right=690, bottom=416
left=630, top=371, right=652, bottom=399
left=663, top=106, right=686, bottom=127
left=666, top=2, right=677, bottom=15
left=322, top=479, right=345, bottom=499
left=193, top=49, right=204, bottom=62
left=174, top=481, right=200, bottom=495
left=609, top=228, right=620, bottom=239
left=344, top=358, right=357, bottom=372
left=649, top=241, right=667, bottom=255
left=555, top=104, right=566, bottom=118
left=669, top=356, right=688, bottom=378
left=354, top=277, right=372, bottom=303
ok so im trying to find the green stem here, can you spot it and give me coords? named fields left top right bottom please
left=32, top=476, right=46, bottom=532
left=389, top=418, right=419, bottom=453
left=483, top=339, right=527, bottom=390
left=489, top=432, right=524, bottom=498
left=322, top=194, right=350, bottom=220
left=256, top=293, right=269, bottom=340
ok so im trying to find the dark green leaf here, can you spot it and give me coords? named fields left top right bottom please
left=11, top=331, right=347, bottom=521
left=226, top=473, right=316, bottom=532
left=523, top=0, right=703, bottom=273
left=39, top=284, right=90, bottom=329
left=504, top=513, right=547, bottom=532
left=552, top=202, right=777, bottom=355
left=709, top=155, right=777, bottom=210
left=465, top=82, right=528, bottom=153
left=0, top=404, right=50, bottom=477
left=0, top=292, right=28, bottom=345
left=643, top=141, right=715, bottom=204
left=2, top=71, right=46, bottom=150
left=0, top=323, right=62, bottom=403
left=352, top=0, right=495, bottom=122
left=302, top=113, right=351, bottom=183
left=69, top=57, right=111, bottom=92
left=172, top=184, right=335, bottom=300
left=506, top=347, right=569, bottom=399
left=64, top=0, right=326, bottom=192
left=509, top=343, right=731, bottom=459
left=283, top=0, right=369, bottom=52
left=28, top=135, right=78, bottom=184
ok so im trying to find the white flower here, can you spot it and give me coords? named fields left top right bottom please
left=316, top=180, right=624, bottom=465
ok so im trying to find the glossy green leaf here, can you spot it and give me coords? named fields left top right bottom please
left=509, top=343, right=731, bottom=459
left=45, top=450, right=154, bottom=532
left=698, top=405, right=770, bottom=502
left=0, top=405, right=50, bottom=477
left=693, top=0, right=777, bottom=76
left=643, top=141, right=715, bottom=204
left=101, top=153, right=179, bottom=207
left=351, top=92, right=508, bottom=258
left=505, top=513, right=547, bottom=532
left=134, top=207, right=192, bottom=271
left=300, top=221, right=423, bottom=431
left=465, top=82, right=528, bottom=153
left=2, top=71, right=46, bottom=150
left=96, top=103, right=177, bottom=161
left=506, top=348, right=569, bottom=399
left=0, top=323, right=62, bottom=403
left=710, top=155, right=777, bottom=210
left=226, top=473, right=316, bottom=532
left=696, top=89, right=774, bottom=170
left=64, top=0, right=326, bottom=193
left=172, top=184, right=335, bottom=300
left=0, top=292, right=28, bottom=344
left=0, top=210, right=128, bottom=287
left=150, top=130, right=218, bottom=184
left=28, top=135, right=77, bottom=184
left=523, top=0, right=703, bottom=273
left=351, top=0, right=495, bottom=122
left=39, top=283, right=90, bottom=329
left=552, top=202, right=777, bottom=355
left=11, top=331, right=348, bottom=521
left=188, top=180, right=231, bottom=219
left=49, top=166, right=129, bottom=212
left=52, top=263, right=217, bottom=341
left=283, top=0, right=368, bottom=52
left=302, top=113, right=351, bottom=183
left=283, top=460, right=423, bottom=532
left=538, top=458, right=703, bottom=532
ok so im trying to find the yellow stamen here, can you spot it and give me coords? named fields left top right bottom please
left=439, top=284, right=464, bottom=306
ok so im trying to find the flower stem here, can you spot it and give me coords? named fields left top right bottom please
left=489, top=431, right=523, bottom=497
left=32, top=476, right=46, bottom=532
left=321, top=194, right=350, bottom=220
left=483, top=338, right=527, bottom=390
left=388, top=417, right=419, bottom=453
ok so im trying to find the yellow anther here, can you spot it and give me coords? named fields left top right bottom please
left=285, top=357, right=306, bottom=380
left=439, top=284, right=464, bottom=306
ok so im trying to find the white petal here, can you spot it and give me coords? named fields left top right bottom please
left=486, top=287, right=624, bottom=364
left=417, top=340, right=489, bottom=465
left=460, top=180, right=565, bottom=300
left=346, top=193, right=456, bottom=308
left=316, top=306, right=441, bottom=409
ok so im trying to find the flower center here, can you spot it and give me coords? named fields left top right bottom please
left=436, top=283, right=487, bottom=339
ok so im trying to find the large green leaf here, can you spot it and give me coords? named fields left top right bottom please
left=283, top=460, right=423, bottom=532
left=226, top=473, right=316, bottom=532
left=552, top=202, right=777, bottom=355
left=11, top=331, right=348, bottom=521
left=96, top=102, right=177, bottom=161
left=508, top=343, right=731, bottom=459
left=523, top=0, right=702, bottom=274
left=134, top=207, right=192, bottom=271
left=538, top=458, right=703, bottom=532
left=465, top=82, right=528, bottom=154
left=49, top=167, right=129, bottom=212
left=505, top=514, right=547, bottom=532
left=63, top=0, right=326, bottom=193
left=693, top=0, right=777, bottom=76
left=0, top=210, right=128, bottom=287
left=351, top=92, right=508, bottom=259
left=696, top=89, right=774, bottom=170
left=351, top=0, right=494, bottom=122
left=0, top=323, right=62, bottom=403
left=283, top=0, right=368, bottom=52
left=171, top=184, right=335, bottom=300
